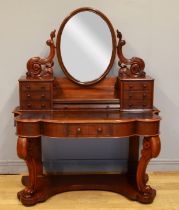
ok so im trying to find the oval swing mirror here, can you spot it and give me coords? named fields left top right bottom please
left=56, top=8, right=116, bottom=85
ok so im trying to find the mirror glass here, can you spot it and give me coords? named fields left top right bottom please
left=57, top=9, right=116, bottom=85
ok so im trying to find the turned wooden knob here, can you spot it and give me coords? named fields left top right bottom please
left=41, top=103, right=46, bottom=108
left=26, top=86, right=31, bottom=90
left=27, top=103, right=31, bottom=108
left=129, top=103, right=133, bottom=107
left=27, top=94, right=31, bottom=98
left=41, top=94, right=45, bottom=98
left=143, top=84, right=147, bottom=89
left=77, top=128, right=81, bottom=133
left=97, top=127, right=103, bottom=133
left=143, top=93, right=147, bottom=98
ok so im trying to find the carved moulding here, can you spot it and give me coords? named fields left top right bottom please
left=26, top=30, right=56, bottom=79
left=117, top=30, right=146, bottom=79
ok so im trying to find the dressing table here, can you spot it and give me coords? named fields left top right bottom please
left=13, top=8, right=161, bottom=206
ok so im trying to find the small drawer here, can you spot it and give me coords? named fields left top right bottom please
left=20, top=82, right=51, bottom=91
left=21, top=91, right=51, bottom=100
left=21, top=100, right=51, bottom=110
left=122, top=99, right=152, bottom=109
left=123, top=91, right=152, bottom=100
left=123, top=81, right=153, bottom=91
left=67, top=124, right=112, bottom=137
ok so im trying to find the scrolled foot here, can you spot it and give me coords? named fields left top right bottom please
left=22, top=187, right=35, bottom=198
left=136, top=185, right=156, bottom=204
left=17, top=188, right=41, bottom=206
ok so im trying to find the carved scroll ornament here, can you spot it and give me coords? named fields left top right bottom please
left=26, top=30, right=56, bottom=79
left=117, top=30, right=146, bottom=79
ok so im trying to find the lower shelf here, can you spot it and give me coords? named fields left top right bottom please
left=18, top=173, right=156, bottom=206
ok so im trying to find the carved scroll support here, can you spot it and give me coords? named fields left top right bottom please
left=136, top=136, right=161, bottom=202
left=26, top=30, right=56, bottom=79
left=17, top=137, right=43, bottom=205
left=117, top=30, right=146, bottom=79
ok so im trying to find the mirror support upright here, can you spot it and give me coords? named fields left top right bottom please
left=116, top=30, right=146, bottom=79
left=26, top=30, right=56, bottom=79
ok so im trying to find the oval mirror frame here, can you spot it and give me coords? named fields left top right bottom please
left=56, top=7, right=116, bottom=86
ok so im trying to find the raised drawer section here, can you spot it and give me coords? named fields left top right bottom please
left=119, top=77, right=154, bottom=111
left=19, top=79, right=53, bottom=110
left=67, top=124, right=113, bottom=137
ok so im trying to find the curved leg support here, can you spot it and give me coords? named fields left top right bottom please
left=136, top=136, right=161, bottom=203
left=17, top=137, right=43, bottom=206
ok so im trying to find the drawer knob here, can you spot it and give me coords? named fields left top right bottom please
left=97, top=127, right=103, bottom=133
left=77, top=128, right=81, bottom=133
left=27, top=103, right=31, bottom=108
left=143, top=104, right=147, bottom=107
left=27, top=94, right=31, bottom=98
left=143, top=84, right=147, bottom=89
left=41, top=103, right=46, bottom=108
left=129, top=103, right=133, bottom=107
left=41, top=94, right=45, bottom=98
left=143, top=93, right=147, bottom=98
left=129, top=85, right=133, bottom=89
left=26, top=86, right=31, bottom=90
left=129, top=94, right=132, bottom=99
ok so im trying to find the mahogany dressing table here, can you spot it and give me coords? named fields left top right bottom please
left=13, top=8, right=161, bottom=206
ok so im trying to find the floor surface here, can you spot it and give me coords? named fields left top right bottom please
left=0, top=173, right=179, bottom=210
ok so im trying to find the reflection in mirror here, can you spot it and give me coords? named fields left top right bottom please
left=59, top=10, right=115, bottom=84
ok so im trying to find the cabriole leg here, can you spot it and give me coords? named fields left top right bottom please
left=17, top=137, right=43, bottom=205
left=136, top=136, right=161, bottom=203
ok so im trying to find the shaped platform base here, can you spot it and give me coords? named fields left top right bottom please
left=18, top=174, right=156, bottom=206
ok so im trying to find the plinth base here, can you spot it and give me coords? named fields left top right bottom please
left=17, top=174, right=156, bottom=206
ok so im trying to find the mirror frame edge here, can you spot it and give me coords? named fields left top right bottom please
left=56, top=7, right=117, bottom=86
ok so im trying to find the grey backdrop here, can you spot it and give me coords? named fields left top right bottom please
left=0, top=0, right=179, bottom=173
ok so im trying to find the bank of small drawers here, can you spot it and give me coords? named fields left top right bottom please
left=119, top=78, right=154, bottom=111
left=19, top=80, right=53, bottom=110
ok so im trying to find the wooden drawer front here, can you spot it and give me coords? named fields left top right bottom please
left=67, top=124, right=112, bottom=137
left=21, top=91, right=51, bottom=100
left=123, top=81, right=153, bottom=91
left=122, top=99, right=152, bottom=109
left=21, top=101, right=51, bottom=110
left=123, top=91, right=152, bottom=101
left=20, top=82, right=51, bottom=92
